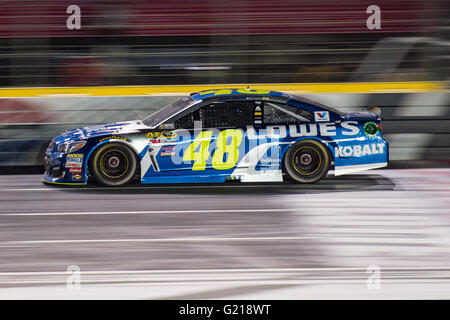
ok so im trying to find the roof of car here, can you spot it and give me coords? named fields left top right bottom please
left=190, top=88, right=293, bottom=101
left=189, top=88, right=345, bottom=116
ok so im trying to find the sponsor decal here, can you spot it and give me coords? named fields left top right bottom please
left=161, top=131, right=177, bottom=139
left=314, top=111, right=330, bottom=122
left=99, top=135, right=127, bottom=142
left=66, top=153, right=83, bottom=168
left=149, top=139, right=161, bottom=144
left=72, top=174, right=82, bottom=180
left=145, top=132, right=161, bottom=138
left=340, top=121, right=360, bottom=135
left=66, top=162, right=82, bottom=168
left=246, top=121, right=360, bottom=139
left=69, top=168, right=82, bottom=173
left=254, top=105, right=263, bottom=125
left=159, top=146, right=176, bottom=157
left=146, top=131, right=177, bottom=140
left=334, top=143, right=385, bottom=158
left=259, top=158, right=281, bottom=165
left=159, top=123, right=175, bottom=129
left=196, top=88, right=270, bottom=97
left=364, top=122, right=379, bottom=137
left=236, top=88, right=271, bottom=94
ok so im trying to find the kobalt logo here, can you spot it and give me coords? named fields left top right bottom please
left=335, top=143, right=385, bottom=157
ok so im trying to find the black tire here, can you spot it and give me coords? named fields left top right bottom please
left=284, top=139, right=331, bottom=183
left=89, top=143, right=137, bottom=186
left=36, top=139, right=51, bottom=166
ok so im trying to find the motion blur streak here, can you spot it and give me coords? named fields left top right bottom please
left=0, top=169, right=449, bottom=299
left=0, top=0, right=449, bottom=300
left=0, top=0, right=448, bottom=166
left=0, top=0, right=447, bottom=87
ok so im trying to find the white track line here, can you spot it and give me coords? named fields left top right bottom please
left=0, top=236, right=311, bottom=245
left=2, top=208, right=291, bottom=216
left=0, top=236, right=443, bottom=246
left=2, top=279, right=450, bottom=287
left=1, top=266, right=450, bottom=276
left=0, top=184, right=288, bottom=192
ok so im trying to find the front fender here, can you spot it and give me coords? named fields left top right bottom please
left=84, top=139, right=141, bottom=182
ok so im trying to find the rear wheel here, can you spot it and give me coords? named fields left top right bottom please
left=284, top=139, right=331, bottom=183
left=90, top=143, right=137, bottom=186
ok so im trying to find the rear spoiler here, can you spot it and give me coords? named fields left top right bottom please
left=367, top=106, right=381, bottom=116
left=344, top=106, right=382, bottom=121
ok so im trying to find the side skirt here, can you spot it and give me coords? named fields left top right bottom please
left=334, top=162, right=388, bottom=176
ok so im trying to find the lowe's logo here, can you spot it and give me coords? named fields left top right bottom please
left=314, top=111, right=329, bottom=122
left=335, top=143, right=385, bottom=158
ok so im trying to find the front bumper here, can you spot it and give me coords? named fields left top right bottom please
left=42, top=151, right=87, bottom=185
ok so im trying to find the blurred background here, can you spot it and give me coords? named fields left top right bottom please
left=0, top=0, right=449, bottom=166
left=0, top=0, right=450, bottom=300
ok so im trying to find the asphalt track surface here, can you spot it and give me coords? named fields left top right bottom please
left=0, top=169, right=449, bottom=299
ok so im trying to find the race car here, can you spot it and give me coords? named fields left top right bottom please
left=43, top=88, right=388, bottom=186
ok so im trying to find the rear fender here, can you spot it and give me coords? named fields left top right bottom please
left=332, top=119, right=388, bottom=175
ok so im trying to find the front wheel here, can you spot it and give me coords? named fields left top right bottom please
left=89, top=143, right=137, bottom=186
left=283, top=139, right=331, bottom=183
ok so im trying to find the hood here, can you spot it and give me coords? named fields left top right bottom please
left=54, top=120, right=148, bottom=143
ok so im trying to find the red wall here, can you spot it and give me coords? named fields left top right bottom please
left=0, top=0, right=426, bottom=38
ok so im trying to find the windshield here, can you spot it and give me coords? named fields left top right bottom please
left=142, top=97, right=196, bottom=127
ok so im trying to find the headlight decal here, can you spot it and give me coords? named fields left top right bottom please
left=57, top=140, right=87, bottom=153
left=56, top=143, right=67, bottom=153
left=67, top=141, right=87, bottom=153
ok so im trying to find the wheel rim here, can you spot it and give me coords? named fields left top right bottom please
left=291, top=146, right=322, bottom=176
left=99, top=149, right=129, bottom=179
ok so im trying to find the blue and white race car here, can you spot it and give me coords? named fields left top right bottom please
left=43, top=88, right=388, bottom=186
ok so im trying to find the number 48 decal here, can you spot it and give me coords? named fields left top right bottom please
left=183, top=129, right=243, bottom=170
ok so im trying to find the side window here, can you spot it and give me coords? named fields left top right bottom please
left=201, top=102, right=230, bottom=128
left=174, top=100, right=253, bottom=129
left=263, top=101, right=313, bottom=125
left=225, top=101, right=254, bottom=128
left=174, top=110, right=195, bottom=129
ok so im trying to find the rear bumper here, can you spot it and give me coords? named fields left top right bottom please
left=333, top=136, right=389, bottom=175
